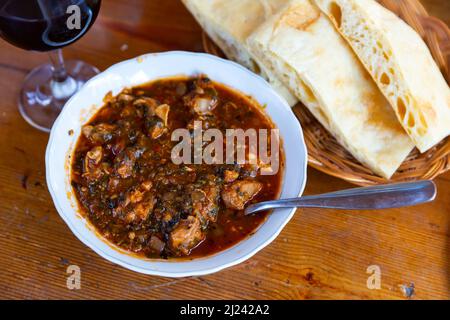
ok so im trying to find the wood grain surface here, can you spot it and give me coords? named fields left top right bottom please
left=0, top=0, right=448, bottom=300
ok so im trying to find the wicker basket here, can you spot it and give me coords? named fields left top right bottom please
left=202, top=0, right=450, bottom=186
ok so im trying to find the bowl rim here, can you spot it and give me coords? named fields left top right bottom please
left=45, top=51, right=308, bottom=277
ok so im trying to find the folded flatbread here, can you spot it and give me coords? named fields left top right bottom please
left=181, top=0, right=298, bottom=106
left=247, top=0, right=414, bottom=178
left=314, top=0, right=450, bottom=152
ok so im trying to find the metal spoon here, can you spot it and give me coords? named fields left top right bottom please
left=245, top=180, right=437, bottom=215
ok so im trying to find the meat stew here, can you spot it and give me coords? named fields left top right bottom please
left=71, top=76, right=284, bottom=259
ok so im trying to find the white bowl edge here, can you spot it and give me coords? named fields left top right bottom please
left=45, top=51, right=308, bottom=277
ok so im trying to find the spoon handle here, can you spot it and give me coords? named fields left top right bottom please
left=245, top=181, right=437, bottom=215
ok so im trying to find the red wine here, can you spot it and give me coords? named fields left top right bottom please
left=0, top=0, right=101, bottom=51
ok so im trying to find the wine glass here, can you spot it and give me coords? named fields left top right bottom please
left=0, top=0, right=102, bottom=132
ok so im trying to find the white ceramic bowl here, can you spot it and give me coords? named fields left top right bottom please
left=46, top=51, right=307, bottom=277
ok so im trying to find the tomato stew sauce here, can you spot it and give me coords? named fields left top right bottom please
left=71, top=76, right=283, bottom=259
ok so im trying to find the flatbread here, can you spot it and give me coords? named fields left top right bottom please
left=181, top=0, right=298, bottom=106
left=314, top=0, right=450, bottom=152
left=247, top=0, right=414, bottom=178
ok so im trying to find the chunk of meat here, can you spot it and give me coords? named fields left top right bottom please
left=83, top=146, right=103, bottom=180
left=190, top=97, right=218, bottom=115
left=149, top=121, right=166, bottom=139
left=127, top=189, right=144, bottom=205
left=223, top=170, right=239, bottom=183
left=102, top=91, right=114, bottom=104
left=191, top=184, right=220, bottom=223
left=115, top=147, right=144, bottom=178
left=85, top=146, right=102, bottom=166
left=140, top=181, right=152, bottom=191
left=133, top=196, right=155, bottom=220
left=169, top=216, right=205, bottom=255
left=107, top=176, right=121, bottom=193
left=125, top=193, right=156, bottom=223
left=133, top=97, right=159, bottom=116
left=155, top=104, right=170, bottom=126
left=149, top=236, right=165, bottom=253
left=117, top=159, right=134, bottom=178
left=117, top=93, right=134, bottom=104
left=221, top=180, right=263, bottom=210
left=183, top=77, right=218, bottom=115
left=82, top=123, right=116, bottom=143
left=124, top=181, right=153, bottom=206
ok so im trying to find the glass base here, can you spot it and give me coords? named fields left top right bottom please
left=19, top=60, right=99, bottom=132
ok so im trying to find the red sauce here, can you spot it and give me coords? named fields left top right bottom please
left=71, top=76, right=283, bottom=259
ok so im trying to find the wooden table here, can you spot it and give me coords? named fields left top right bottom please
left=0, top=0, right=448, bottom=300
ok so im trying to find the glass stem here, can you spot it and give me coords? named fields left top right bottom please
left=48, top=49, right=77, bottom=100
left=48, top=49, right=68, bottom=82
